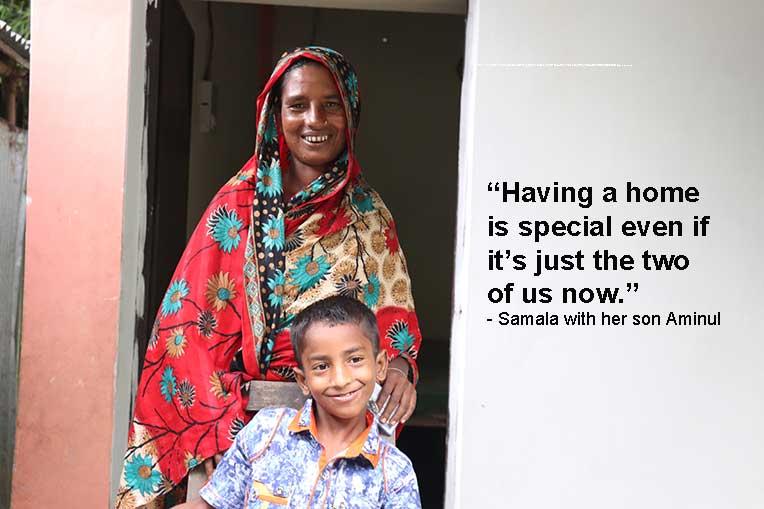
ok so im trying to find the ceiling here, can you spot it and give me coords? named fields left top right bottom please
left=205, top=0, right=467, bottom=15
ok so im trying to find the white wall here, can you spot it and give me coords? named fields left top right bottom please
left=448, top=1, right=764, bottom=507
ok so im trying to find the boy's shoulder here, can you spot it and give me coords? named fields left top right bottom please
left=243, top=405, right=297, bottom=430
left=238, top=407, right=415, bottom=479
left=249, top=406, right=298, bottom=426
left=378, top=440, right=416, bottom=484
left=374, top=441, right=420, bottom=504
left=234, top=406, right=298, bottom=452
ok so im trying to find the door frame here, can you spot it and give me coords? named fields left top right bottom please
left=112, top=2, right=472, bottom=507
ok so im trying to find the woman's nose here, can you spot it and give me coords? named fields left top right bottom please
left=306, top=103, right=326, bottom=128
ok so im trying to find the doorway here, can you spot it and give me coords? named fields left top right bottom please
left=142, top=1, right=465, bottom=506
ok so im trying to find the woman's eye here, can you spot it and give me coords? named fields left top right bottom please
left=288, top=103, right=306, bottom=111
left=325, top=102, right=342, bottom=111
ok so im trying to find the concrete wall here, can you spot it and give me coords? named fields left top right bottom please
left=182, top=3, right=464, bottom=341
left=447, top=0, right=764, bottom=507
left=12, top=0, right=146, bottom=507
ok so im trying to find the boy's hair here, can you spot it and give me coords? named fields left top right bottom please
left=290, top=296, right=379, bottom=365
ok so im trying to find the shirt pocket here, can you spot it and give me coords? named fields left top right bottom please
left=246, top=460, right=297, bottom=507
left=249, top=480, right=289, bottom=505
left=246, top=480, right=290, bottom=509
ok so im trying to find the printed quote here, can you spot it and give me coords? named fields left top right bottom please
left=484, top=181, right=720, bottom=327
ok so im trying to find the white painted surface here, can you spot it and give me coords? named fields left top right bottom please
left=447, top=1, right=764, bottom=507
left=111, top=0, right=148, bottom=504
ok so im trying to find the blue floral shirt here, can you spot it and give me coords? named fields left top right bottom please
left=200, top=400, right=421, bottom=508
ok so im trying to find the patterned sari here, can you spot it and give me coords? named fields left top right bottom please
left=115, top=47, right=422, bottom=508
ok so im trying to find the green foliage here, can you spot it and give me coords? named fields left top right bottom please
left=0, top=0, right=31, bottom=40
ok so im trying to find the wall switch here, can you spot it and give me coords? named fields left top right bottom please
left=198, top=80, right=215, bottom=133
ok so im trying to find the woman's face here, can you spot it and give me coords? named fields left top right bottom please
left=280, top=63, right=347, bottom=174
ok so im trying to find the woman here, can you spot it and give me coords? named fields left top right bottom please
left=116, top=46, right=422, bottom=508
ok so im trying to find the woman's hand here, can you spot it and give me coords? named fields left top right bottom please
left=170, top=499, right=213, bottom=509
left=376, top=357, right=417, bottom=426
left=202, top=454, right=224, bottom=480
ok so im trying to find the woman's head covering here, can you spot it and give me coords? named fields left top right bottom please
left=116, top=47, right=421, bottom=508
left=259, top=47, right=361, bottom=147
left=237, top=47, right=370, bottom=374
left=255, top=47, right=361, bottom=206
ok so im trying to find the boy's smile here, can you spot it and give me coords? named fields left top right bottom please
left=294, top=322, right=387, bottom=427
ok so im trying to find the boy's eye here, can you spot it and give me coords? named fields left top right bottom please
left=312, top=362, right=328, bottom=371
left=349, top=356, right=364, bottom=364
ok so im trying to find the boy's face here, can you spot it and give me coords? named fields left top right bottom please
left=294, top=321, right=387, bottom=424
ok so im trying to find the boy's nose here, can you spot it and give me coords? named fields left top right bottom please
left=331, top=365, right=352, bottom=388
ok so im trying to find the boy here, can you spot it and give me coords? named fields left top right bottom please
left=176, top=296, right=421, bottom=508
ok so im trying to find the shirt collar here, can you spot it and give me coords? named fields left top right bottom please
left=288, top=398, right=381, bottom=468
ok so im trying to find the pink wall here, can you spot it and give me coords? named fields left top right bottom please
left=12, top=1, right=134, bottom=506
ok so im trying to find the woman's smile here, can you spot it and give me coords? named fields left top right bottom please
left=302, top=133, right=330, bottom=144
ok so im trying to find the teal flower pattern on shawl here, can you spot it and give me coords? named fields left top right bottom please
left=264, top=113, right=278, bottom=143
left=289, top=255, right=331, bottom=292
left=310, top=178, right=325, bottom=193
left=363, top=272, right=381, bottom=308
left=160, top=366, right=177, bottom=403
left=256, top=158, right=282, bottom=198
left=387, top=320, right=416, bottom=354
left=351, top=186, right=375, bottom=212
left=261, top=213, right=285, bottom=251
left=206, top=205, right=243, bottom=253
left=124, top=453, right=161, bottom=496
left=345, top=73, right=359, bottom=108
left=266, top=270, right=286, bottom=307
left=293, top=177, right=326, bottom=202
left=161, top=279, right=189, bottom=317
